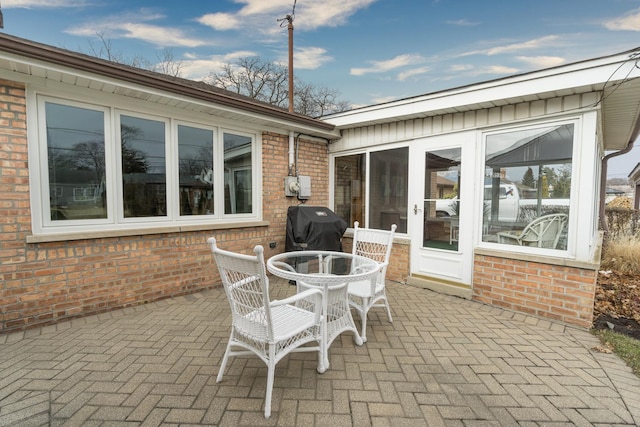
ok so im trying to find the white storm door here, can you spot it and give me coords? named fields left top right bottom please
left=408, top=132, right=475, bottom=285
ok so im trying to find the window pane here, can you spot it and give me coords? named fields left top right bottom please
left=223, top=133, right=252, bottom=214
left=334, top=154, right=365, bottom=227
left=369, top=148, right=408, bottom=232
left=46, top=102, right=106, bottom=221
left=178, top=125, right=214, bottom=216
left=121, top=115, right=166, bottom=217
left=483, top=124, right=572, bottom=249
left=423, top=148, right=461, bottom=251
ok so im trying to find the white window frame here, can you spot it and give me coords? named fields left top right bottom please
left=477, top=118, right=581, bottom=256
left=30, top=94, right=262, bottom=238
left=330, top=141, right=410, bottom=233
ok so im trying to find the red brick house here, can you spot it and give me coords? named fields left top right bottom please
left=2, top=33, right=640, bottom=333
left=0, top=34, right=340, bottom=334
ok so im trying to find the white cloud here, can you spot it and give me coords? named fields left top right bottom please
left=603, top=8, right=640, bottom=31
left=461, top=35, right=560, bottom=57
left=516, top=56, right=565, bottom=68
left=178, top=51, right=258, bottom=81
left=4, top=0, right=89, bottom=7
left=397, top=66, right=430, bottom=81
left=118, top=23, right=205, bottom=48
left=350, top=54, right=425, bottom=76
left=196, top=0, right=376, bottom=33
left=449, top=64, right=474, bottom=72
left=476, top=65, right=519, bottom=75
left=66, top=11, right=206, bottom=48
left=291, top=47, right=333, bottom=70
left=196, top=13, right=241, bottom=31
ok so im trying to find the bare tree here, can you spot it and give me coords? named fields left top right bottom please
left=87, top=32, right=151, bottom=69
left=210, top=57, right=289, bottom=106
left=151, top=48, right=183, bottom=77
left=207, top=56, right=351, bottom=117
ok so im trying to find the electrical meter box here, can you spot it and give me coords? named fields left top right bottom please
left=297, top=176, right=311, bottom=199
left=284, top=176, right=311, bottom=199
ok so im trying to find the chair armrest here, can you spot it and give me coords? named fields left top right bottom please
left=272, top=288, right=323, bottom=322
left=496, top=231, right=521, bottom=245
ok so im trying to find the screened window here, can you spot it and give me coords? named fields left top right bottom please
left=332, top=148, right=408, bottom=233
left=334, top=154, right=365, bottom=227
left=482, top=123, right=573, bottom=250
left=37, top=97, right=258, bottom=234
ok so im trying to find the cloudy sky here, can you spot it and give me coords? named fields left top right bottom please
left=3, top=0, right=640, bottom=177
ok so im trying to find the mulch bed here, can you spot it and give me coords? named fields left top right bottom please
left=592, top=270, right=640, bottom=340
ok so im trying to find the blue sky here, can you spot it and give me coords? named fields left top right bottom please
left=2, top=0, right=640, bottom=178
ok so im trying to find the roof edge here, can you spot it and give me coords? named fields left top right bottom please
left=0, top=33, right=336, bottom=133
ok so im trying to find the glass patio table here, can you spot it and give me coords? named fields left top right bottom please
left=266, top=250, right=380, bottom=371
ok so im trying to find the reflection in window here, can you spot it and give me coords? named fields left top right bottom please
left=46, top=102, right=107, bottom=221
left=334, top=154, right=365, bottom=227
left=121, top=115, right=166, bottom=218
left=224, top=133, right=252, bottom=214
left=423, top=148, right=461, bottom=251
left=483, top=124, right=572, bottom=250
left=178, top=125, right=214, bottom=216
left=369, top=148, right=408, bottom=233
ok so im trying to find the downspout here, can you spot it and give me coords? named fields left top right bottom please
left=600, top=141, right=635, bottom=232
left=288, top=131, right=295, bottom=176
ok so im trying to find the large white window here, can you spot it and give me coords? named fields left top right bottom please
left=35, top=96, right=259, bottom=235
left=482, top=123, right=574, bottom=250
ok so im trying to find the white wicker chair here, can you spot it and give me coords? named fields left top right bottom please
left=347, top=221, right=396, bottom=342
left=497, top=213, right=568, bottom=249
left=208, top=238, right=324, bottom=419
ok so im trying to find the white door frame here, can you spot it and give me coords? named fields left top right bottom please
left=408, top=131, right=477, bottom=285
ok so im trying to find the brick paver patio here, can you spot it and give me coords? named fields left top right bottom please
left=1, top=279, right=639, bottom=426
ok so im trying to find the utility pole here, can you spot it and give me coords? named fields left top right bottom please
left=287, top=15, right=293, bottom=113
left=279, top=1, right=296, bottom=113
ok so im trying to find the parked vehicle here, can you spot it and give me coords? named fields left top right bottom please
left=436, top=183, right=569, bottom=223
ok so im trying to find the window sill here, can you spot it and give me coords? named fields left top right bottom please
left=474, top=247, right=598, bottom=270
left=26, top=221, right=270, bottom=243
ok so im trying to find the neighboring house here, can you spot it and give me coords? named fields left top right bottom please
left=630, top=163, right=640, bottom=209
left=326, top=47, right=640, bottom=328
left=605, top=186, right=626, bottom=204
left=0, top=33, right=340, bottom=334
left=2, top=32, right=640, bottom=333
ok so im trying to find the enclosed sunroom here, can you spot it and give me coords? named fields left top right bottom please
left=324, top=48, right=640, bottom=327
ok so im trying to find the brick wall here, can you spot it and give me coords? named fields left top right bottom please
left=0, top=82, right=330, bottom=334
left=473, top=253, right=598, bottom=327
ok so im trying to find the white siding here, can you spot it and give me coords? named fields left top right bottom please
left=330, top=93, right=599, bottom=153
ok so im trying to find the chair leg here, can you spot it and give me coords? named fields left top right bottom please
left=359, top=297, right=370, bottom=342
left=383, top=294, right=393, bottom=323
left=264, top=359, right=276, bottom=418
left=317, top=319, right=327, bottom=374
left=216, top=335, right=233, bottom=383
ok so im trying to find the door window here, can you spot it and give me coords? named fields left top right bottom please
left=423, top=148, right=461, bottom=251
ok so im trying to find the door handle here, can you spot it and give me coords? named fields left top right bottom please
left=414, top=204, right=422, bottom=215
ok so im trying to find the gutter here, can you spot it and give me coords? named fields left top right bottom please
left=600, top=134, right=640, bottom=233
left=0, top=33, right=336, bottom=133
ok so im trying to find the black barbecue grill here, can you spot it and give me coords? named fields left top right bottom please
left=285, top=205, right=348, bottom=253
